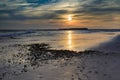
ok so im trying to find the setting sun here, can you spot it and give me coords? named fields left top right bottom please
left=68, top=15, right=72, bottom=21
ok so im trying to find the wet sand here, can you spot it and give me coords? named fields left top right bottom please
left=0, top=43, right=120, bottom=80
left=91, top=35, right=120, bottom=53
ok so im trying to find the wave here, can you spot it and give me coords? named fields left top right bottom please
left=0, top=30, right=34, bottom=38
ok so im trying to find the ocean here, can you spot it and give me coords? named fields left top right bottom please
left=0, top=29, right=120, bottom=51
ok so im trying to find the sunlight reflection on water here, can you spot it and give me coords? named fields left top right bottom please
left=0, top=30, right=120, bottom=51
left=58, top=31, right=120, bottom=51
left=68, top=31, right=73, bottom=50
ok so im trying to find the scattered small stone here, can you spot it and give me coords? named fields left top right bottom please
left=21, top=68, right=28, bottom=72
left=71, top=75, right=74, bottom=80
left=94, top=71, right=98, bottom=74
left=39, top=76, right=43, bottom=78
left=77, top=66, right=80, bottom=68
left=71, top=78, right=74, bottom=80
left=0, top=73, right=6, bottom=80
left=80, top=70, right=83, bottom=72
left=8, top=59, right=11, bottom=63
left=82, top=66, right=85, bottom=69
left=78, top=77, right=82, bottom=80
left=24, top=65, right=27, bottom=68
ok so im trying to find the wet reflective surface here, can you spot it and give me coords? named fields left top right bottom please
left=0, top=30, right=120, bottom=51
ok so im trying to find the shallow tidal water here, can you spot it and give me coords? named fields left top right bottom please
left=0, top=30, right=120, bottom=51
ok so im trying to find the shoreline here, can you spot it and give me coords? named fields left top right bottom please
left=0, top=43, right=120, bottom=80
left=91, top=35, right=120, bottom=53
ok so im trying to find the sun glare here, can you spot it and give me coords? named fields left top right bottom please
left=68, top=15, right=72, bottom=21
left=68, top=31, right=72, bottom=50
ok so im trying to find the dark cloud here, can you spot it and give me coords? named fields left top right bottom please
left=0, top=0, right=120, bottom=19
left=25, top=0, right=60, bottom=7
left=0, top=8, right=68, bottom=20
left=54, top=10, right=68, bottom=14
left=72, top=0, right=120, bottom=20
left=38, top=10, right=68, bottom=19
left=0, top=0, right=120, bottom=25
left=73, top=7, right=120, bottom=15
left=26, top=0, right=60, bottom=4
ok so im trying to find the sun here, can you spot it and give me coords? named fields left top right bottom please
left=68, top=15, right=72, bottom=21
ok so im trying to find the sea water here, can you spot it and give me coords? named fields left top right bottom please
left=0, top=29, right=120, bottom=51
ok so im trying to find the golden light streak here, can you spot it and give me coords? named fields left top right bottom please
left=68, top=31, right=72, bottom=50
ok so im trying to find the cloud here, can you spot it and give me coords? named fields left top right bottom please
left=0, top=0, right=120, bottom=29
left=0, top=0, right=70, bottom=20
left=70, top=0, right=120, bottom=22
left=73, top=0, right=120, bottom=14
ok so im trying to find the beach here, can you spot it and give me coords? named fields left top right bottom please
left=0, top=30, right=120, bottom=80
left=91, top=35, right=120, bottom=53
left=1, top=0, right=120, bottom=80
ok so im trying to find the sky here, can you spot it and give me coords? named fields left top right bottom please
left=0, top=0, right=120, bottom=29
